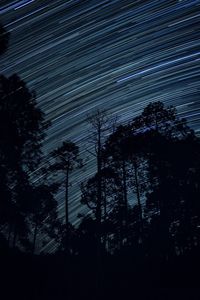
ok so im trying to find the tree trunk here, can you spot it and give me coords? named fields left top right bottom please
left=12, top=225, right=17, bottom=248
left=133, top=161, right=144, bottom=242
left=122, top=159, right=128, bottom=243
left=96, top=127, right=102, bottom=299
left=118, top=198, right=123, bottom=250
left=65, top=167, right=69, bottom=250
left=96, top=127, right=102, bottom=242
left=102, top=176, right=107, bottom=249
left=7, top=223, right=12, bottom=246
left=65, top=168, right=69, bottom=226
left=32, top=223, right=38, bottom=254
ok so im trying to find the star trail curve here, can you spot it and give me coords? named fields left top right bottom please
left=1, top=0, right=200, bottom=251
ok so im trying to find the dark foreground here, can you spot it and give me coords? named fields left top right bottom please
left=1, top=245, right=200, bottom=300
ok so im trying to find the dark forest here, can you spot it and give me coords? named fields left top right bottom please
left=1, top=23, right=200, bottom=300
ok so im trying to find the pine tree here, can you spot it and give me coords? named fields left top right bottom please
left=50, top=141, right=82, bottom=250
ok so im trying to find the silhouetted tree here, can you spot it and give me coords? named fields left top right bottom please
left=96, top=101, right=200, bottom=257
left=85, top=109, right=117, bottom=296
left=76, top=216, right=98, bottom=256
left=0, top=30, right=49, bottom=246
left=81, top=166, right=118, bottom=249
left=0, top=24, right=11, bottom=236
left=29, top=183, right=59, bottom=254
left=137, top=102, right=200, bottom=257
left=103, top=125, right=131, bottom=248
left=86, top=110, right=117, bottom=247
left=104, top=123, right=148, bottom=246
left=0, top=74, right=49, bottom=246
left=50, top=141, right=82, bottom=249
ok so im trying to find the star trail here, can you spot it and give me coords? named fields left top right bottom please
left=1, top=0, right=200, bottom=251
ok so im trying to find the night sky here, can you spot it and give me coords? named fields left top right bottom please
left=1, top=0, right=200, bottom=251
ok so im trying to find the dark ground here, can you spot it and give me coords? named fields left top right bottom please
left=1, top=244, right=200, bottom=300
